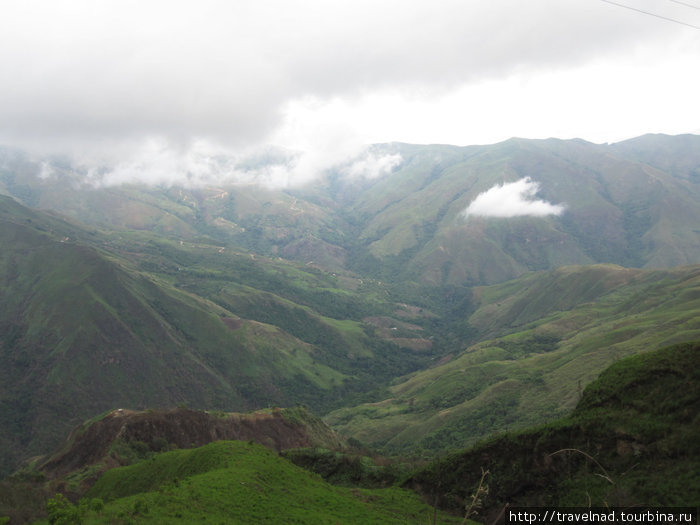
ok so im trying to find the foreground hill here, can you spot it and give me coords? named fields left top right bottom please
left=74, top=441, right=461, bottom=524
left=7, top=343, right=696, bottom=524
left=327, top=264, right=700, bottom=453
left=406, top=341, right=700, bottom=517
left=39, top=406, right=344, bottom=482
left=0, top=406, right=346, bottom=524
left=1, top=408, right=459, bottom=524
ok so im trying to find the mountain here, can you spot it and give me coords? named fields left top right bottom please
left=3, top=135, right=700, bottom=286
left=0, top=134, right=699, bottom=517
left=326, top=263, right=700, bottom=453
left=406, top=341, right=700, bottom=515
left=3, top=405, right=457, bottom=524
left=0, top=195, right=429, bottom=477
left=331, top=136, right=700, bottom=284
left=609, top=133, right=700, bottom=180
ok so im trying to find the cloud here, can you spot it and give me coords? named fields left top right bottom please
left=33, top=136, right=403, bottom=190
left=340, top=152, right=403, bottom=180
left=463, top=177, right=565, bottom=218
left=0, top=1, right=697, bottom=186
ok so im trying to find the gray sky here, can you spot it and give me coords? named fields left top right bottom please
left=1, top=0, right=699, bottom=186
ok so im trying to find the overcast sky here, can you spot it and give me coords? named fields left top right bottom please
left=1, top=0, right=699, bottom=186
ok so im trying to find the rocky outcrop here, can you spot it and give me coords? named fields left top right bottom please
left=39, top=406, right=344, bottom=479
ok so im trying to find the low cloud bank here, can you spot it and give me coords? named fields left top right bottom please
left=463, top=177, right=565, bottom=218
left=340, top=152, right=402, bottom=180
left=28, top=138, right=402, bottom=190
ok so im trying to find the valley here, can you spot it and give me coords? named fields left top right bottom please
left=0, top=134, right=699, bottom=522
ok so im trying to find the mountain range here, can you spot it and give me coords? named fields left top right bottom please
left=0, top=133, right=699, bottom=520
left=4, top=134, right=700, bottom=286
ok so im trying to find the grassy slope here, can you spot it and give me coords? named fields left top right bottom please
left=60, top=441, right=463, bottom=524
left=325, top=264, right=700, bottom=453
left=8, top=342, right=698, bottom=522
left=100, top=231, right=432, bottom=397
left=406, top=341, right=700, bottom=513
left=0, top=201, right=321, bottom=473
left=0, top=196, right=432, bottom=476
left=0, top=155, right=350, bottom=270
left=0, top=406, right=349, bottom=524
left=5, top=136, right=700, bottom=289
left=349, top=138, right=700, bottom=286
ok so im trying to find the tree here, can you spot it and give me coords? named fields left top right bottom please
left=46, top=493, right=81, bottom=525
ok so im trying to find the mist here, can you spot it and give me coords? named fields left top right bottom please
left=1, top=0, right=698, bottom=188
left=27, top=139, right=403, bottom=190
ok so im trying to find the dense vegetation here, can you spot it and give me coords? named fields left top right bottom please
left=327, top=264, right=700, bottom=453
left=0, top=134, right=699, bottom=522
left=3, top=135, right=700, bottom=287
left=0, top=195, right=430, bottom=477
left=406, top=341, right=700, bottom=517
left=40, top=441, right=462, bottom=524
left=2, top=342, right=695, bottom=524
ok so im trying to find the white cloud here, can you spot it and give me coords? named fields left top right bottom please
left=0, top=0, right=698, bottom=186
left=39, top=135, right=402, bottom=190
left=463, top=177, right=565, bottom=218
left=340, top=152, right=403, bottom=180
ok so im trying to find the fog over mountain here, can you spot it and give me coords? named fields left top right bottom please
left=1, top=1, right=698, bottom=188
left=3, top=133, right=700, bottom=286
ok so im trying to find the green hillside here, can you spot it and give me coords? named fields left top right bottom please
left=610, top=133, right=700, bottom=180
left=41, top=441, right=462, bottom=524
left=337, top=137, right=700, bottom=285
left=326, top=264, right=700, bottom=453
left=3, top=135, right=700, bottom=286
left=0, top=135, right=699, bottom=522
left=0, top=196, right=430, bottom=477
left=0, top=406, right=348, bottom=524
left=15, top=342, right=699, bottom=524
left=406, top=341, right=700, bottom=514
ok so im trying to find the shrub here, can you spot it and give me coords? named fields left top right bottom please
left=46, top=493, right=81, bottom=525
